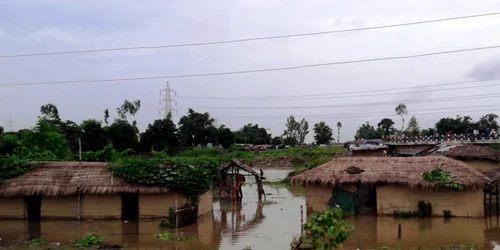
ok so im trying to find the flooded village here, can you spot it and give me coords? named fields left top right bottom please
left=3, top=137, right=500, bottom=249
left=2, top=2, right=500, bottom=249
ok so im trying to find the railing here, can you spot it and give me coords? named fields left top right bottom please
left=383, top=133, right=500, bottom=144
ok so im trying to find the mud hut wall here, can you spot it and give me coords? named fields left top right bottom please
left=198, top=190, right=213, bottom=216
left=461, top=160, right=499, bottom=172
left=41, top=196, right=78, bottom=219
left=139, top=192, right=188, bottom=219
left=376, top=185, right=483, bottom=217
left=81, top=194, right=121, bottom=219
left=352, top=149, right=385, bottom=157
left=305, top=184, right=332, bottom=214
left=0, top=197, right=25, bottom=219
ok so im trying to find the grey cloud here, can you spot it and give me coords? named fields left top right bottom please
left=468, top=58, right=500, bottom=80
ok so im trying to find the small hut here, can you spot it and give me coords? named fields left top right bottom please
left=418, top=144, right=500, bottom=172
left=0, top=162, right=212, bottom=221
left=218, top=160, right=266, bottom=200
left=292, top=156, right=489, bottom=217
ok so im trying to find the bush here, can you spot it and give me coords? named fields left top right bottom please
left=443, top=210, right=452, bottom=218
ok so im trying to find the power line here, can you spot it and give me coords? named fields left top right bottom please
left=212, top=104, right=500, bottom=118
left=180, top=92, right=500, bottom=110
left=177, top=78, right=500, bottom=100
left=2, top=44, right=500, bottom=88
left=215, top=108, right=500, bottom=119
left=2, top=11, right=500, bottom=58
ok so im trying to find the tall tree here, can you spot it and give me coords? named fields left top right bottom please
left=216, top=125, right=235, bottom=149
left=0, top=126, right=3, bottom=135
left=140, top=118, right=178, bottom=152
left=336, top=122, right=342, bottom=143
left=313, top=122, right=333, bottom=145
left=80, top=119, right=106, bottom=152
left=407, top=115, right=420, bottom=134
left=395, top=103, right=408, bottom=132
left=104, top=109, right=110, bottom=125
left=356, top=122, right=382, bottom=140
left=377, top=118, right=395, bottom=136
left=40, top=103, right=60, bottom=121
left=116, top=99, right=141, bottom=120
left=435, top=115, right=474, bottom=134
left=107, top=119, right=139, bottom=151
left=235, top=124, right=271, bottom=144
left=476, top=113, right=499, bottom=130
left=283, top=115, right=309, bottom=144
left=178, top=109, right=217, bottom=146
left=271, top=136, right=282, bottom=145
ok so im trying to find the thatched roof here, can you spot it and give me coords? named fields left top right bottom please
left=291, top=156, right=489, bottom=189
left=0, top=162, right=169, bottom=197
left=486, top=168, right=500, bottom=187
left=222, top=160, right=263, bottom=177
left=418, top=144, right=500, bottom=162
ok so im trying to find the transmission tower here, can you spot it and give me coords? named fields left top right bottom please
left=6, top=116, right=14, bottom=132
left=159, top=81, right=178, bottom=120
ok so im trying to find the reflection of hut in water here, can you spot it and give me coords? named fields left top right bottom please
left=218, top=199, right=265, bottom=241
left=292, top=156, right=489, bottom=217
left=0, top=162, right=212, bottom=222
left=218, top=160, right=266, bottom=200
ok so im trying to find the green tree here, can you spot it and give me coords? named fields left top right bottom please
left=216, top=125, right=235, bottom=149
left=80, top=119, right=107, bottom=152
left=116, top=99, right=141, bottom=120
left=0, top=126, right=3, bottom=135
left=377, top=118, right=395, bottom=136
left=407, top=115, right=420, bottom=134
left=476, top=113, right=499, bottom=130
left=283, top=136, right=298, bottom=146
left=0, top=133, right=19, bottom=155
left=421, top=128, right=436, bottom=137
left=40, top=103, right=60, bottom=121
left=140, top=118, right=178, bottom=152
left=107, top=120, right=139, bottom=151
left=104, top=109, right=110, bottom=126
left=283, top=115, right=309, bottom=144
left=435, top=115, right=475, bottom=134
left=271, top=136, right=282, bottom=145
left=313, top=122, right=333, bottom=145
left=336, top=122, right=342, bottom=143
left=178, top=109, right=217, bottom=146
left=395, top=103, right=408, bottom=132
left=16, top=119, right=72, bottom=160
left=234, top=124, right=270, bottom=145
left=356, top=122, right=382, bottom=139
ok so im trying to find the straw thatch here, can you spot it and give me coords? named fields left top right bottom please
left=291, top=156, right=489, bottom=189
left=419, top=144, right=500, bottom=162
left=486, top=168, right=500, bottom=187
left=222, top=160, right=261, bottom=177
left=0, top=162, right=170, bottom=197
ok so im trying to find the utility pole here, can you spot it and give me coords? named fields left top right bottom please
left=159, top=81, right=178, bottom=120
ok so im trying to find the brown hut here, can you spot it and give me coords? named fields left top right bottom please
left=0, top=162, right=212, bottom=220
left=291, top=156, right=489, bottom=217
left=418, top=144, right=500, bottom=172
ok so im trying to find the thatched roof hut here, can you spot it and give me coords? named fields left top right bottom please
left=418, top=144, right=500, bottom=163
left=291, top=156, right=489, bottom=189
left=0, top=162, right=169, bottom=197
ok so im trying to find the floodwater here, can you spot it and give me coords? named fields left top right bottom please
left=2, top=169, right=500, bottom=249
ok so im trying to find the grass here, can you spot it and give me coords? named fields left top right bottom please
left=257, top=146, right=345, bottom=158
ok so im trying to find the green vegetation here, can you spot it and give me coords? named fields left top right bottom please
left=258, top=147, right=344, bottom=158
left=154, top=233, right=191, bottom=241
left=422, top=169, right=465, bottom=191
left=111, top=156, right=222, bottom=204
left=28, top=237, right=46, bottom=247
left=298, top=207, right=353, bottom=250
left=443, top=210, right=452, bottom=218
left=159, top=207, right=177, bottom=229
left=71, top=232, right=105, bottom=248
left=0, top=155, right=32, bottom=183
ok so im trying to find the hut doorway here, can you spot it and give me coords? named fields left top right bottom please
left=484, top=185, right=499, bottom=216
left=357, top=185, right=377, bottom=215
left=121, top=193, right=139, bottom=220
left=25, top=196, right=41, bottom=221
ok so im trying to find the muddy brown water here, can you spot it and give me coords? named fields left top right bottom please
left=2, top=169, right=500, bottom=249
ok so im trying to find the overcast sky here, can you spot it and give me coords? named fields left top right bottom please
left=1, top=0, right=500, bottom=142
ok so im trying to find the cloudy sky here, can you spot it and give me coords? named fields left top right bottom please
left=1, top=0, right=500, bottom=142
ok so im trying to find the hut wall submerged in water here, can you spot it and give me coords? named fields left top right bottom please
left=292, top=156, right=489, bottom=217
left=0, top=162, right=212, bottom=221
left=218, top=160, right=265, bottom=201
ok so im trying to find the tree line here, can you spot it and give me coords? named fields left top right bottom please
left=0, top=100, right=344, bottom=158
left=355, top=103, right=500, bottom=139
